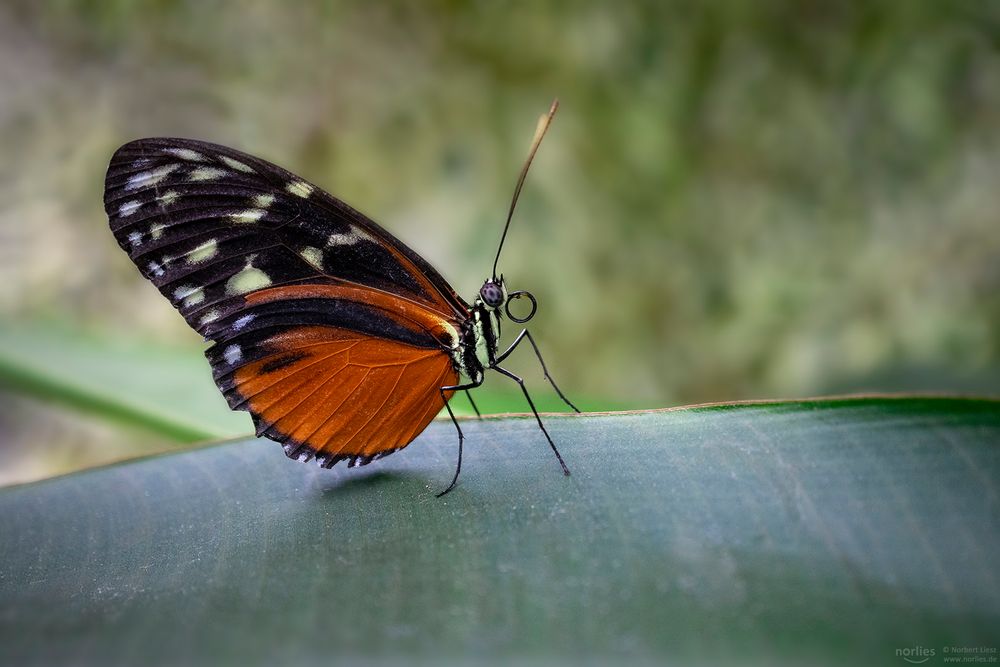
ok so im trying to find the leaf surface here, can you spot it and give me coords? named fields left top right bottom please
left=1, top=397, right=997, bottom=666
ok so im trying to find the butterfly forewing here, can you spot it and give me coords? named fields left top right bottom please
left=105, top=139, right=467, bottom=326
left=104, top=138, right=467, bottom=466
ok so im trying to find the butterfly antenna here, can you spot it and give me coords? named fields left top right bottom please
left=492, top=99, right=559, bottom=280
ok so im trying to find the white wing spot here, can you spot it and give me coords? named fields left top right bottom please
left=149, top=223, right=165, bottom=240
left=165, top=148, right=206, bottom=162
left=157, top=190, right=180, bottom=207
left=186, top=238, right=219, bottom=264
left=327, top=226, right=374, bottom=246
left=126, top=164, right=180, bottom=191
left=252, top=193, right=275, bottom=208
left=119, top=200, right=142, bottom=217
left=299, top=246, right=324, bottom=270
left=230, top=209, right=266, bottom=224
left=199, top=309, right=221, bottom=326
left=440, top=321, right=460, bottom=349
left=185, top=288, right=205, bottom=307
left=187, top=166, right=228, bottom=182
left=232, top=313, right=255, bottom=331
left=220, top=155, right=254, bottom=173
left=226, top=263, right=272, bottom=295
left=223, top=344, right=242, bottom=365
left=127, top=231, right=142, bottom=248
left=174, top=284, right=205, bottom=307
left=286, top=180, right=314, bottom=198
left=148, top=261, right=165, bottom=278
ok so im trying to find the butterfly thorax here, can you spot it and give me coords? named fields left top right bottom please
left=454, top=304, right=497, bottom=383
left=453, top=278, right=508, bottom=383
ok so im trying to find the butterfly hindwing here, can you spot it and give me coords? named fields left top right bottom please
left=104, top=138, right=468, bottom=466
left=224, top=326, right=458, bottom=467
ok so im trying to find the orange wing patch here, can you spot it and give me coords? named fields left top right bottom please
left=231, top=326, right=458, bottom=467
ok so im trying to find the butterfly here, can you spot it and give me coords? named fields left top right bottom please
left=104, top=100, right=578, bottom=495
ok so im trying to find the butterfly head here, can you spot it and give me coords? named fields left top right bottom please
left=478, top=277, right=507, bottom=311
left=477, top=275, right=537, bottom=324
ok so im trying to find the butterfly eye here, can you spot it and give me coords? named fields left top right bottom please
left=479, top=281, right=504, bottom=308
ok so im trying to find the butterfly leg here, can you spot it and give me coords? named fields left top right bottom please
left=492, top=365, right=571, bottom=476
left=437, top=380, right=483, bottom=497
left=494, top=329, right=581, bottom=413
left=465, top=390, right=483, bottom=418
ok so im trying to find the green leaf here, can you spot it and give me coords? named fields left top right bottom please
left=2, top=397, right=997, bottom=666
left=0, top=323, right=248, bottom=441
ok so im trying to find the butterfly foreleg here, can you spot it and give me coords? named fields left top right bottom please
left=437, top=379, right=484, bottom=497
left=491, top=365, right=571, bottom=477
left=493, top=329, right=581, bottom=413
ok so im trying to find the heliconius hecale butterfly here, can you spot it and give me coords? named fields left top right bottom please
left=104, top=100, right=578, bottom=495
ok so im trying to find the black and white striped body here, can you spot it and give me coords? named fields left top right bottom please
left=448, top=277, right=508, bottom=385
left=453, top=301, right=502, bottom=384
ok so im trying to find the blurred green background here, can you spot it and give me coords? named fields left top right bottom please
left=1, top=1, right=998, bottom=485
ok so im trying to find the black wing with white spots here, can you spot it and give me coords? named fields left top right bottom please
left=104, top=137, right=469, bottom=340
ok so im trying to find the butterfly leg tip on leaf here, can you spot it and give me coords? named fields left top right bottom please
left=435, top=484, right=457, bottom=498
